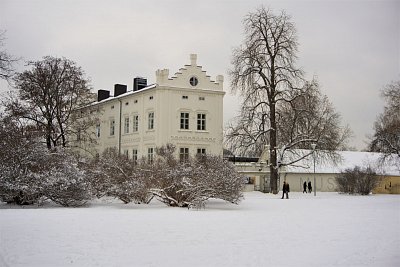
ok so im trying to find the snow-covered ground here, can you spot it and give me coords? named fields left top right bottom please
left=0, top=192, right=399, bottom=267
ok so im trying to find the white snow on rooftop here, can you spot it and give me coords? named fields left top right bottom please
left=282, top=150, right=400, bottom=176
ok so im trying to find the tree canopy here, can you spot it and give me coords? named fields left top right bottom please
left=226, top=7, right=350, bottom=193
left=5, top=56, right=94, bottom=149
left=369, top=80, right=400, bottom=168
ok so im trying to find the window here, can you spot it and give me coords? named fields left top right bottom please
left=110, top=119, right=115, bottom=136
left=197, top=148, right=206, bottom=155
left=124, top=117, right=130, bottom=134
left=180, top=147, right=189, bottom=162
left=180, top=112, right=189, bottom=130
left=133, top=115, right=139, bottom=132
left=149, top=96, right=153, bottom=100
left=125, top=102, right=129, bottom=106
left=111, top=105, right=114, bottom=109
left=199, top=96, right=205, bottom=101
left=182, top=95, right=188, bottom=99
left=96, top=123, right=101, bottom=138
left=134, top=99, right=138, bottom=104
left=132, top=149, right=138, bottom=165
left=148, top=112, right=154, bottom=130
left=189, top=76, right=198, bottom=86
left=197, top=113, right=206, bottom=131
left=148, top=147, right=154, bottom=164
left=123, top=150, right=129, bottom=158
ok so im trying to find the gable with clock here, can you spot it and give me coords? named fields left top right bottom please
left=156, top=54, right=224, bottom=91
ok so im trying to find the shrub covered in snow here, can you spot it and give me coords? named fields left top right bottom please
left=41, top=149, right=92, bottom=207
left=87, top=144, right=245, bottom=208
left=0, top=116, right=92, bottom=206
left=148, top=144, right=245, bottom=208
left=335, top=166, right=380, bottom=195
left=87, top=148, right=153, bottom=204
left=0, top=117, right=47, bottom=204
left=1, top=123, right=244, bottom=208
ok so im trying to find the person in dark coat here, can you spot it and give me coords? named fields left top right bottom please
left=281, top=181, right=290, bottom=199
left=303, top=181, right=307, bottom=193
left=308, top=181, right=312, bottom=193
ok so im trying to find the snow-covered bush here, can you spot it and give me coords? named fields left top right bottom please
left=192, top=155, right=244, bottom=205
left=0, top=117, right=47, bottom=204
left=335, top=166, right=380, bottom=195
left=149, top=144, right=245, bottom=208
left=148, top=144, right=194, bottom=207
left=0, top=116, right=92, bottom=206
left=41, top=149, right=92, bottom=207
left=87, top=148, right=153, bottom=204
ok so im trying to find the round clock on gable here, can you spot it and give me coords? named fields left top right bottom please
left=189, top=76, right=198, bottom=86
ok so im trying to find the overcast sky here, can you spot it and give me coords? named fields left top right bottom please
left=1, top=0, right=399, bottom=150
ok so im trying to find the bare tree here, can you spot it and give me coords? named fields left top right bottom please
left=335, top=166, right=380, bottom=195
left=227, top=7, right=350, bottom=193
left=275, top=80, right=351, bottom=166
left=5, top=56, right=94, bottom=149
left=0, top=30, right=18, bottom=82
left=370, top=80, right=400, bottom=168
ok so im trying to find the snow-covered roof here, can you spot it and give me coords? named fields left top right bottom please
left=281, top=150, right=400, bottom=176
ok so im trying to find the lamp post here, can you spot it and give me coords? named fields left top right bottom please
left=311, top=143, right=316, bottom=196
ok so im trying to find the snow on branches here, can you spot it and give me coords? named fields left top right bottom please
left=0, top=125, right=244, bottom=209
left=89, top=144, right=245, bottom=208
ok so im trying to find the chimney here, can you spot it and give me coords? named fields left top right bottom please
left=114, top=84, right=127, bottom=97
left=97, top=89, right=110, bottom=101
left=133, top=77, right=147, bottom=91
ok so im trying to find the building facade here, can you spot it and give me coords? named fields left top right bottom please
left=80, top=54, right=225, bottom=160
left=232, top=149, right=400, bottom=194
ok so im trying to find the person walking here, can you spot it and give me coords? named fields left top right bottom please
left=308, top=181, right=312, bottom=193
left=303, top=181, right=307, bottom=193
left=281, top=181, right=290, bottom=199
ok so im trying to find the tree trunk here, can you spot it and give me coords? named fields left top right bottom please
left=269, top=101, right=279, bottom=194
left=46, top=135, right=52, bottom=150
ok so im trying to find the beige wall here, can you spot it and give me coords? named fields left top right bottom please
left=279, top=173, right=338, bottom=192
left=373, top=176, right=400, bottom=194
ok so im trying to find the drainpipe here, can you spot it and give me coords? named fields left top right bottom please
left=118, top=99, right=122, bottom=154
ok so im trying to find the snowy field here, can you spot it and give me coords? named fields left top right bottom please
left=0, top=192, right=399, bottom=267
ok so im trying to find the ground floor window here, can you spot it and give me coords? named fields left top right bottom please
left=148, top=147, right=154, bottom=164
left=132, top=149, right=138, bottom=164
left=197, top=148, right=206, bottom=155
left=179, top=147, right=189, bottom=162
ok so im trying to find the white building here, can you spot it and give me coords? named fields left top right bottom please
left=80, top=54, right=225, bottom=161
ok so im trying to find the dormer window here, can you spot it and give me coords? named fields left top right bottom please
left=189, top=76, right=198, bottom=86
